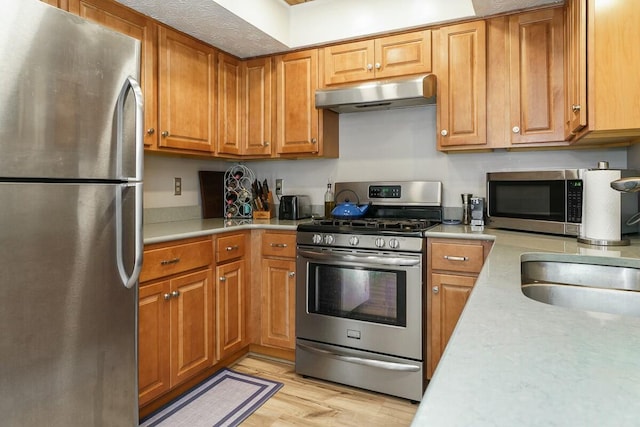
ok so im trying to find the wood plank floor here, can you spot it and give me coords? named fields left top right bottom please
left=230, top=354, right=418, bottom=426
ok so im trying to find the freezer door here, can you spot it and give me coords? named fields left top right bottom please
left=0, top=1, right=141, bottom=180
left=0, top=182, right=141, bottom=427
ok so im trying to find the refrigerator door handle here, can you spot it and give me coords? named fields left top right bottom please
left=116, top=182, right=143, bottom=289
left=116, top=75, right=144, bottom=182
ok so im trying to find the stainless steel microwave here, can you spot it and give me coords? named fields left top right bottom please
left=486, top=170, right=584, bottom=236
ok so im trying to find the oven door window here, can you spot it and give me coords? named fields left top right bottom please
left=308, top=263, right=407, bottom=327
left=488, top=180, right=565, bottom=221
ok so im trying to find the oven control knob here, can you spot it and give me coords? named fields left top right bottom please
left=349, top=236, right=360, bottom=246
left=375, top=237, right=385, bottom=248
left=312, top=234, right=323, bottom=244
left=323, top=234, right=335, bottom=245
left=389, top=238, right=400, bottom=249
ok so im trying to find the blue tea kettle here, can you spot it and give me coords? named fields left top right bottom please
left=331, top=189, right=370, bottom=219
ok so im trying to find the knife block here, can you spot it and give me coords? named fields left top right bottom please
left=253, top=192, right=275, bottom=220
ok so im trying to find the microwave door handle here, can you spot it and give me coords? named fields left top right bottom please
left=297, top=342, right=420, bottom=372
left=297, top=249, right=420, bottom=266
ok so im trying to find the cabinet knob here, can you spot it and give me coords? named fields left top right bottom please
left=375, top=62, right=381, bottom=69
left=171, top=290, right=180, bottom=298
left=161, top=131, right=170, bottom=137
left=440, top=130, right=448, bottom=137
left=147, top=128, right=155, bottom=135
left=163, top=293, right=171, bottom=301
left=219, top=276, right=227, bottom=282
left=572, top=104, right=581, bottom=113
left=432, top=286, right=439, bottom=294
left=512, top=126, right=520, bottom=134
left=226, top=245, right=239, bottom=252
left=311, top=138, right=317, bottom=144
left=367, top=63, right=373, bottom=71
left=263, top=141, right=270, bottom=147
left=288, top=271, right=295, bottom=278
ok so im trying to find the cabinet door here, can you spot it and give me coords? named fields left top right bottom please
left=158, top=26, right=216, bottom=153
left=436, top=21, right=487, bottom=149
left=374, top=30, right=432, bottom=79
left=217, top=260, right=246, bottom=359
left=138, top=280, right=171, bottom=407
left=322, top=40, right=375, bottom=86
left=244, top=57, right=273, bottom=156
left=217, top=53, right=243, bottom=155
left=261, top=258, right=296, bottom=349
left=69, top=0, right=158, bottom=148
left=170, top=269, right=214, bottom=386
left=509, top=8, right=564, bottom=144
left=565, top=0, right=587, bottom=137
left=275, top=49, right=320, bottom=155
left=428, top=273, right=476, bottom=378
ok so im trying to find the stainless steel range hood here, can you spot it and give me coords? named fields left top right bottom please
left=315, top=74, right=436, bottom=113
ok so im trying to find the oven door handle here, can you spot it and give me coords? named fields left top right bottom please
left=297, top=342, right=420, bottom=372
left=297, top=249, right=421, bottom=266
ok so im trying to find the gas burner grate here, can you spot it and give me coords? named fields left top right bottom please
left=310, top=218, right=436, bottom=231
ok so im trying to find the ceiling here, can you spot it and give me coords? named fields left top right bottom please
left=115, top=0, right=563, bottom=59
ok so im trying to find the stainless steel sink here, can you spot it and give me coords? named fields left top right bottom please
left=521, top=254, right=640, bottom=317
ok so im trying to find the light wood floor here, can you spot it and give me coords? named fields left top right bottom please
left=231, top=354, right=418, bottom=426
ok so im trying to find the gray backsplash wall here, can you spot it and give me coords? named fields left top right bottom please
left=144, top=105, right=628, bottom=220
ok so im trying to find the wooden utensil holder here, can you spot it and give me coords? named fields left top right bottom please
left=253, top=192, right=275, bottom=220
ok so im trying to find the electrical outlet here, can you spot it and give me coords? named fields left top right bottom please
left=275, top=178, right=283, bottom=196
left=174, top=177, right=182, bottom=196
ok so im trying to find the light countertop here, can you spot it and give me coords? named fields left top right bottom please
left=413, top=225, right=640, bottom=427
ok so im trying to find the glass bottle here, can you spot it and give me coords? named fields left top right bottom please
left=324, top=183, right=335, bottom=218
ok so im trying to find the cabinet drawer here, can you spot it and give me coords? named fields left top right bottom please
left=431, top=242, right=485, bottom=274
left=141, top=239, right=213, bottom=283
left=262, top=232, right=296, bottom=258
left=216, top=233, right=246, bottom=263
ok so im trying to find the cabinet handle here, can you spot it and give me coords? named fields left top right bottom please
left=270, top=243, right=288, bottom=248
left=512, top=126, right=520, bottom=134
left=163, top=293, right=171, bottom=301
left=444, top=255, right=469, bottom=262
left=572, top=104, right=581, bottom=113
left=367, top=63, right=373, bottom=71
left=160, top=257, right=180, bottom=265
left=219, top=276, right=227, bottom=282
left=171, top=290, right=180, bottom=298
left=288, top=271, right=295, bottom=277
left=263, top=141, right=270, bottom=147
left=161, top=131, right=169, bottom=137
left=225, top=245, right=239, bottom=251
left=440, top=129, right=448, bottom=137
left=310, top=138, right=317, bottom=144
left=146, top=128, right=155, bottom=135
left=375, top=62, right=381, bottom=69
left=432, top=286, right=439, bottom=294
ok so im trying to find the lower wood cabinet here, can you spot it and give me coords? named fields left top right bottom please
left=138, top=237, right=214, bottom=407
left=426, top=238, right=492, bottom=379
left=260, top=231, right=297, bottom=350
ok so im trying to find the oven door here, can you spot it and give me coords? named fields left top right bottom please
left=296, top=246, right=423, bottom=360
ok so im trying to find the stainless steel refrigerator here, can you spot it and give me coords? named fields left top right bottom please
left=0, top=2, right=143, bottom=426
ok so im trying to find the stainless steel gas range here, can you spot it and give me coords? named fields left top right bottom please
left=295, top=181, right=442, bottom=402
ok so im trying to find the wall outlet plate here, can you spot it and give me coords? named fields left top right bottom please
left=275, top=178, right=283, bottom=196
left=174, top=177, right=182, bottom=195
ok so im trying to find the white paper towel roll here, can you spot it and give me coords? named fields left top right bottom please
left=581, top=168, right=622, bottom=242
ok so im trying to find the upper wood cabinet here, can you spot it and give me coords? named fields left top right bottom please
left=508, top=8, right=565, bottom=145
left=158, top=26, right=216, bottom=154
left=217, top=53, right=243, bottom=156
left=68, top=0, right=158, bottom=148
left=322, top=30, right=432, bottom=86
left=566, top=0, right=640, bottom=145
left=435, top=21, right=487, bottom=150
left=243, top=57, right=274, bottom=157
left=41, top=0, right=69, bottom=9
left=275, top=49, right=339, bottom=158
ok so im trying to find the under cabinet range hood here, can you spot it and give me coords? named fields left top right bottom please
left=315, top=74, right=436, bottom=113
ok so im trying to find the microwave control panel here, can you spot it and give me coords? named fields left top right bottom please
left=566, top=180, right=583, bottom=223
